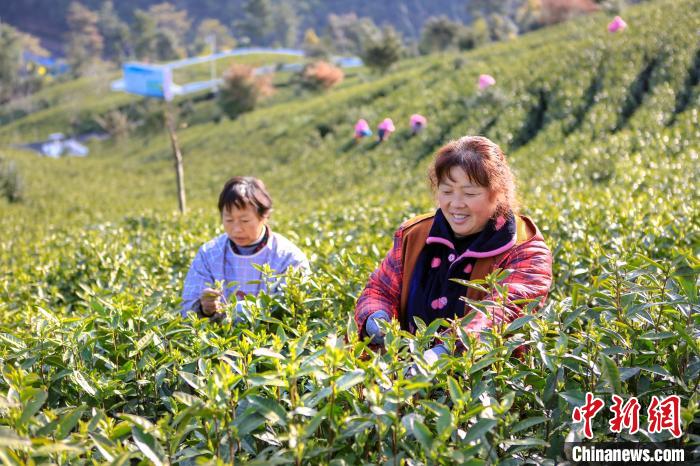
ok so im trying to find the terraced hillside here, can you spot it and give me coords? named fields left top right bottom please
left=0, top=0, right=698, bottom=463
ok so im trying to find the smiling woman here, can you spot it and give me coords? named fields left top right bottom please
left=181, top=176, right=309, bottom=321
left=355, top=136, right=552, bottom=361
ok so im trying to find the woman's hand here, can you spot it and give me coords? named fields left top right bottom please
left=365, top=310, right=391, bottom=345
left=200, top=288, right=223, bottom=316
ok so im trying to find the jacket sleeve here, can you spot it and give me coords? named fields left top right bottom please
left=463, top=237, right=553, bottom=333
left=354, top=228, right=404, bottom=335
left=181, top=246, right=215, bottom=317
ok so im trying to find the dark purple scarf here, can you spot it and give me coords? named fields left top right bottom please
left=404, top=209, right=516, bottom=333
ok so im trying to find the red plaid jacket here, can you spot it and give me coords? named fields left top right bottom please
left=355, top=214, right=552, bottom=336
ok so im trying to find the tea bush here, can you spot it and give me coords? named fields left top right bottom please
left=0, top=0, right=698, bottom=464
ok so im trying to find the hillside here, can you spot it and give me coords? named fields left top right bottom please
left=1, top=0, right=471, bottom=53
left=0, top=0, right=698, bottom=463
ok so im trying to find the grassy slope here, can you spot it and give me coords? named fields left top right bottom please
left=1, top=0, right=697, bottom=275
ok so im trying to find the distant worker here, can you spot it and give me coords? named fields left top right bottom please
left=354, top=119, right=373, bottom=140
left=377, top=118, right=395, bottom=142
left=608, top=16, right=627, bottom=33
left=181, top=177, right=309, bottom=322
left=478, top=74, right=496, bottom=90
left=410, top=114, right=427, bottom=135
left=355, top=136, right=552, bottom=364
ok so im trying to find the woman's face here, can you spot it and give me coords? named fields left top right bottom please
left=222, top=204, right=267, bottom=246
left=437, top=166, right=498, bottom=237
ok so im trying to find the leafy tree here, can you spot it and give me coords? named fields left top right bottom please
left=149, top=2, right=191, bottom=58
left=361, top=26, right=404, bottom=74
left=0, top=157, right=23, bottom=203
left=298, top=61, right=343, bottom=91
left=487, top=13, right=519, bottom=41
left=133, top=3, right=191, bottom=62
left=465, top=0, right=527, bottom=41
left=270, top=0, right=299, bottom=47
left=457, top=15, right=493, bottom=51
left=0, top=24, right=47, bottom=101
left=194, top=19, right=236, bottom=55
left=65, top=1, right=103, bottom=76
left=132, top=9, right=158, bottom=61
left=515, top=0, right=545, bottom=32
left=325, top=13, right=380, bottom=55
left=419, top=16, right=461, bottom=54
left=217, top=64, right=274, bottom=119
left=153, top=29, right=181, bottom=61
left=98, top=1, right=130, bottom=64
left=302, top=28, right=328, bottom=59
left=0, top=23, right=22, bottom=102
left=236, top=0, right=273, bottom=46
left=18, top=30, right=49, bottom=58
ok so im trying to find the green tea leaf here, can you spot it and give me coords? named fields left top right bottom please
left=600, top=354, right=622, bottom=393
left=131, top=426, right=165, bottom=466
left=463, top=419, right=498, bottom=443
left=506, top=315, right=535, bottom=334
left=72, top=371, right=97, bottom=397
left=335, top=370, right=365, bottom=391
left=510, top=416, right=547, bottom=434
left=249, top=396, right=287, bottom=426
left=56, top=405, right=86, bottom=440
left=19, top=389, right=47, bottom=426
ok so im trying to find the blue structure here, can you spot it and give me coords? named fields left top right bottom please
left=23, top=52, right=69, bottom=76
left=121, top=64, right=174, bottom=100
left=111, top=48, right=363, bottom=100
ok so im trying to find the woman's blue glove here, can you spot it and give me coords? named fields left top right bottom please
left=365, top=310, right=391, bottom=345
left=422, top=344, right=449, bottom=365
left=405, top=344, right=449, bottom=377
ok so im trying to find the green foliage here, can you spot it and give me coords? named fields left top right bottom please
left=326, top=13, right=381, bottom=56
left=97, top=1, right=131, bottom=64
left=361, top=26, right=404, bottom=74
left=237, top=0, right=274, bottom=46
left=0, top=23, right=23, bottom=103
left=132, top=3, right=191, bottom=62
left=0, top=0, right=699, bottom=463
left=193, top=19, right=236, bottom=55
left=0, top=156, right=22, bottom=202
left=65, top=1, right=103, bottom=77
left=217, top=64, right=273, bottom=120
left=419, top=16, right=461, bottom=54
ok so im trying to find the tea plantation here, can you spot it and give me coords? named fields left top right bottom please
left=0, top=0, right=698, bottom=464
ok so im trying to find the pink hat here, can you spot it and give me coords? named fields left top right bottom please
left=378, top=118, right=395, bottom=132
left=608, top=16, right=627, bottom=33
left=478, top=74, right=496, bottom=90
left=354, top=119, right=370, bottom=132
left=410, top=114, right=427, bottom=127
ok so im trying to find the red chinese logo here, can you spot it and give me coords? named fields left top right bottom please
left=572, top=392, right=605, bottom=439
left=609, top=395, right=641, bottom=434
left=572, top=393, right=683, bottom=439
left=648, top=395, right=682, bottom=438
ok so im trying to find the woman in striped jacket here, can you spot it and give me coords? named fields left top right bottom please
left=355, top=136, right=552, bottom=361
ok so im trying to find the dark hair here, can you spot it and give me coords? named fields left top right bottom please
left=428, top=136, right=518, bottom=217
left=218, top=176, right=272, bottom=218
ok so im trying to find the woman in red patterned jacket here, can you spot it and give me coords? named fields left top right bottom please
left=355, top=136, right=552, bottom=362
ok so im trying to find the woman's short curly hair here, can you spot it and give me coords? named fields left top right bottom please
left=428, top=135, right=518, bottom=218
